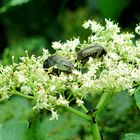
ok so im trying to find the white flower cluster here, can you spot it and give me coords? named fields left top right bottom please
left=0, top=19, right=140, bottom=119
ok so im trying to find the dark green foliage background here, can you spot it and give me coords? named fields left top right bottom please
left=0, top=0, right=140, bottom=140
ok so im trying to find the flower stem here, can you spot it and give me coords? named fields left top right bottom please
left=80, top=104, right=88, bottom=113
left=90, top=92, right=112, bottom=140
left=65, top=106, right=91, bottom=121
left=96, top=92, right=112, bottom=112
left=65, top=92, right=111, bottom=140
left=88, top=92, right=112, bottom=140
left=14, top=90, right=34, bottom=99
left=65, top=105, right=101, bottom=140
left=91, top=122, right=101, bottom=140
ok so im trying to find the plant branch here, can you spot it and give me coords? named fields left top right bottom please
left=80, top=104, right=88, bottom=113
left=65, top=105, right=101, bottom=140
left=14, top=90, right=34, bottom=99
left=91, top=122, right=101, bottom=140
left=65, top=106, right=91, bottom=121
left=90, top=92, right=112, bottom=140
left=96, top=92, right=112, bottom=113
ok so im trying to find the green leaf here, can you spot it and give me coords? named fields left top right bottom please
left=22, top=111, right=86, bottom=140
left=22, top=115, right=49, bottom=140
left=0, top=96, right=34, bottom=122
left=40, top=112, right=86, bottom=140
left=123, top=133, right=140, bottom=140
left=134, top=87, right=140, bottom=110
left=0, top=120, right=29, bottom=140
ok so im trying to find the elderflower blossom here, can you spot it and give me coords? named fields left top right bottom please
left=83, top=20, right=104, bottom=32
left=57, top=95, right=69, bottom=106
left=135, top=24, right=140, bottom=35
left=83, top=20, right=93, bottom=29
left=17, top=73, right=27, bottom=83
left=20, top=86, right=32, bottom=95
left=50, top=86, right=56, bottom=92
left=0, top=86, right=9, bottom=101
left=76, top=98, right=84, bottom=107
left=1, top=19, right=140, bottom=120
left=65, top=38, right=80, bottom=51
left=52, top=41, right=62, bottom=50
left=50, top=110, right=59, bottom=120
left=105, top=19, right=120, bottom=34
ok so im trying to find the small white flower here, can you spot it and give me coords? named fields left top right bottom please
left=108, top=52, right=120, bottom=60
left=84, top=81, right=92, bottom=87
left=105, top=19, right=120, bottom=33
left=72, top=85, right=79, bottom=90
left=50, top=86, right=56, bottom=91
left=21, top=86, right=32, bottom=95
left=18, top=74, right=27, bottom=83
left=72, top=70, right=81, bottom=75
left=42, top=49, right=49, bottom=60
left=128, top=88, right=135, bottom=95
left=90, top=21, right=104, bottom=32
left=68, top=75, right=74, bottom=81
left=66, top=38, right=80, bottom=51
left=57, top=95, right=69, bottom=106
left=76, top=98, right=84, bottom=107
left=82, top=20, right=92, bottom=29
left=52, top=41, right=62, bottom=50
left=4, top=66, right=13, bottom=73
left=38, top=89, right=45, bottom=95
left=0, top=86, right=9, bottom=101
left=50, top=110, right=59, bottom=120
left=83, top=20, right=104, bottom=33
left=135, top=25, right=140, bottom=35
left=59, top=73, right=67, bottom=82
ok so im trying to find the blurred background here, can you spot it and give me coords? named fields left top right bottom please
left=0, top=0, right=140, bottom=140
left=0, top=0, right=140, bottom=65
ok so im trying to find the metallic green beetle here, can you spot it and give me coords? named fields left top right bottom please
left=43, top=56, right=73, bottom=74
left=77, top=45, right=107, bottom=63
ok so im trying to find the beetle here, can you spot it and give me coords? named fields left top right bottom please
left=77, top=45, right=107, bottom=64
left=43, top=56, right=73, bottom=75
